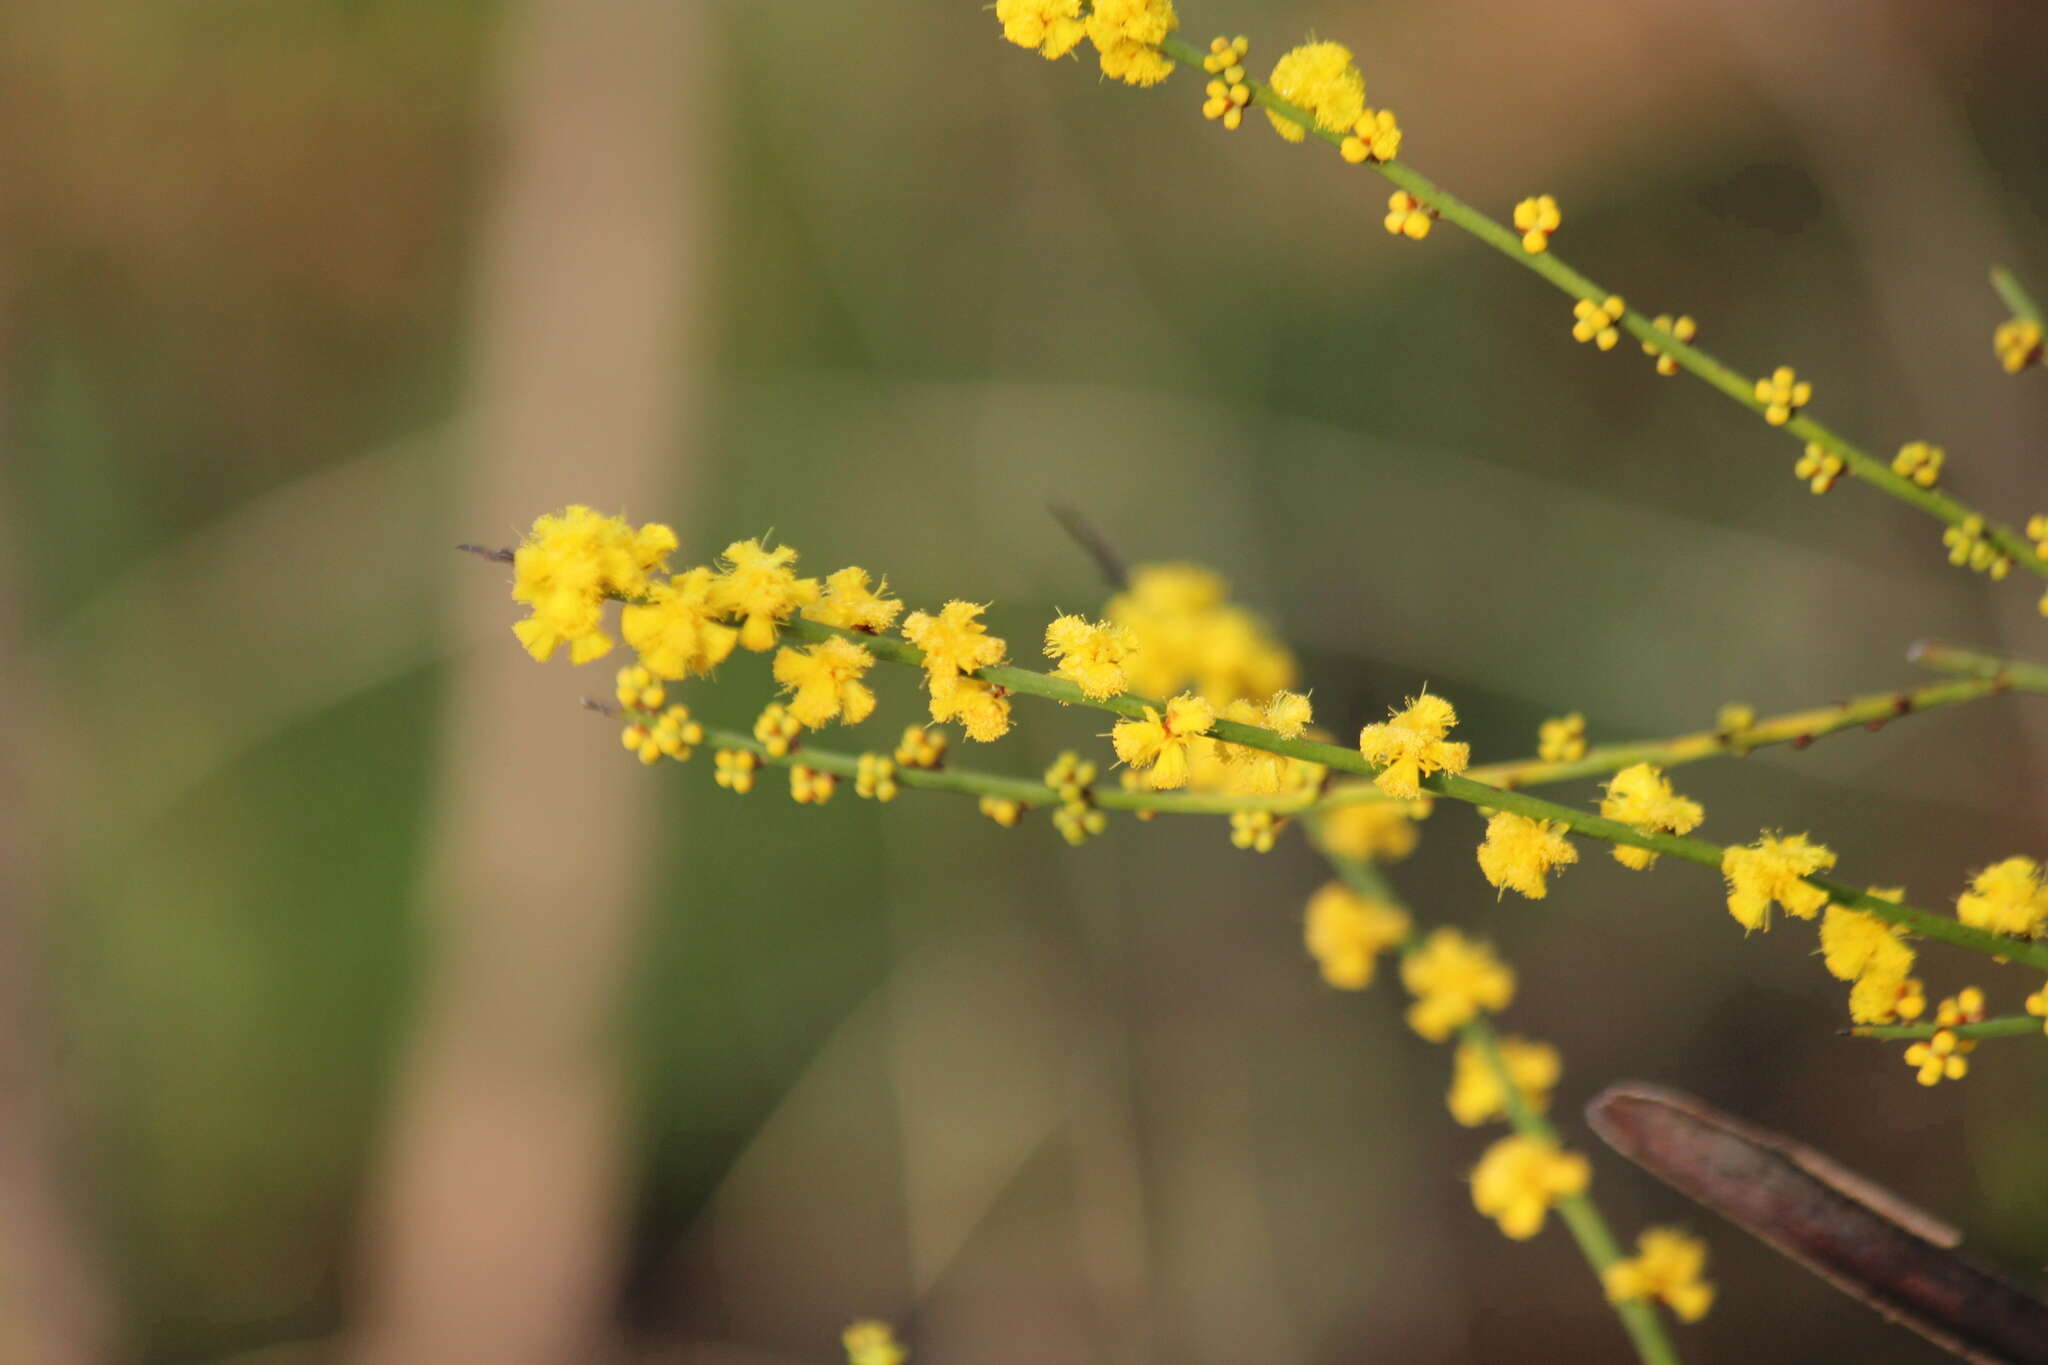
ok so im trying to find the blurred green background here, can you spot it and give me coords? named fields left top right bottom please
left=7, top=2, right=2048, bottom=1362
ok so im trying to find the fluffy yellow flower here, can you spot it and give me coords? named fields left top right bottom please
left=1605, top=1228, right=1715, bottom=1322
left=1819, top=900, right=1913, bottom=984
left=1358, top=691, right=1470, bottom=799
left=804, top=567, right=903, bottom=633
left=1720, top=832, right=1834, bottom=932
left=994, top=0, right=1086, bottom=59
left=772, top=636, right=878, bottom=728
left=1112, top=692, right=1217, bottom=790
left=620, top=567, right=739, bottom=680
left=1318, top=793, right=1431, bottom=863
left=511, top=505, right=677, bottom=663
left=1477, top=811, right=1578, bottom=900
left=1106, top=563, right=1296, bottom=706
left=1303, top=883, right=1410, bottom=989
left=1086, top=0, right=1177, bottom=87
left=1471, top=1135, right=1589, bottom=1240
left=842, top=1320, right=907, bottom=1365
left=1044, top=614, right=1137, bottom=701
left=1850, top=972, right=1925, bottom=1027
left=931, top=676, right=1013, bottom=742
left=711, top=539, right=818, bottom=652
left=902, top=600, right=1008, bottom=704
left=1599, top=763, right=1703, bottom=871
left=1401, top=928, right=1514, bottom=1042
left=1215, top=690, right=1313, bottom=793
left=1447, top=1036, right=1560, bottom=1127
left=1536, top=711, right=1585, bottom=762
left=1265, top=41, right=1365, bottom=142
left=1955, top=856, right=2048, bottom=937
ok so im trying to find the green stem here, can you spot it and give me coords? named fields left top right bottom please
left=1849, top=1015, right=2044, bottom=1042
left=1152, top=34, right=2048, bottom=583
left=1908, top=640, right=2048, bottom=693
left=782, top=617, right=2048, bottom=973
left=1992, top=267, right=2043, bottom=325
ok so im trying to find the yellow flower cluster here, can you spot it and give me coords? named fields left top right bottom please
left=1995, top=317, right=2042, bottom=373
left=616, top=664, right=666, bottom=713
left=1215, top=690, right=1314, bottom=793
left=1512, top=195, right=1560, bottom=254
left=1941, top=515, right=2012, bottom=581
left=1891, top=440, right=1944, bottom=489
left=1571, top=295, right=1626, bottom=351
left=1358, top=692, right=1469, bottom=799
left=713, top=748, right=759, bottom=794
left=1112, top=691, right=1217, bottom=790
left=1303, top=883, right=1410, bottom=988
left=1087, top=0, right=1179, bottom=87
left=1599, top=763, right=1703, bottom=871
left=620, top=701, right=704, bottom=765
left=1200, top=35, right=1251, bottom=130
left=894, top=725, right=947, bottom=770
left=1640, top=313, right=1696, bottom=376
left=1106, top=564, right=1296, bottom=706
left=1537, top=712, right=1585, bottom=762
left=979, top=794, right=1023, bottom=827
left=1471, top=1134, right=1590, bottom=1240
left=1340, top=108, right=1402, bottom=164
left=2026, top=981, right=2048, bottom=1034
left=754, top=702, right=802, bottom=758
left=1955, top=856, right=2048, bottom=937
left=1904, top=988, right=1984, bottom=1086
left=1604, top=1228, right=1715, bottom=1322
left=1384, top=190, right=1435, bottom=240
left=789, top=765, right=836, bottom=805
left=1446, top=1035, right=1559, bottom=1127
left=1229, top=809, right=1282, bottom=851
left=1754, top=365, right=1812, bottom=426
left=1477, top=812, right=1578, bottom=900
left=1044, top=614, right=1136, bottom=700
left=843, top=1320, right=907, bottom=1365
left=512, top=506, right=678, bottom=664
left=1402, top=928, right=1514, bottom=1042
left=1317, top=794, right=1431, bottom=864
left=1819, top=897, right=1919, bottom=1025
left=773, top=636, right=877, bottom=728
left=993, top=0, right=1086, bottom=59
left=1265, top=41, right=1363, bottom=142
left=855, top=754, right=899, bottom=802
left=1794, top=442, right=1843, bottom=494
left=809, top=567, right=903, bottom=634
left=902, top=601, right=1013, bottom=741
left=1720, top=832, right=1834, bottom=932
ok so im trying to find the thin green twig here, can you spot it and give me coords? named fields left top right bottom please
left=1992, top=267, right=2043, bottom=325
left=1849, top=1015, right=2043, bottom=1042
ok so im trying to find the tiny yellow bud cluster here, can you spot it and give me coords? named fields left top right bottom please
left=1118, top=768, right=1158, bottom=820
left=789, top=765, right=836, bottom=805
left=2025, top=981, right=2048, bottom=1035
left=1891, top=440, right=1944, bottom=489
left=978, top=794, right=1024, bottom=828
left=1941, top=515, right=2011, bottom=580
left=1200, top=35, right=1251, bottom=130
left=842, top=1319, right=907, bottom=1365
left=1229, top=809, right=1281, bottom=851
left=1512, top=195, right=1560, bottom=253
left=1384, top=190, right=1435, bottom=240
left=1994, top=317, right=2042, bottom=374
left=1753, top=365, right=1812, bottom=426
left=627, top=706, right=703, bottom=766
left=713, top=748, right=759, bottom=794
left=894, top=725, right=947, bottom=770
left=1640, top=314, right=1696, bottom=376
left=2027, top=514, right=2048, bottom=561
left=1604, top=1228, right=1715, bottom=1322
left=1904, top=988, right=1984, bottom=1086
left=1053, top=800, right=1106, bottom=845
left=754, top=702, right=803, bottom=758
left=1536, top=712, right=1585, bottom=762
left=855, top=754, right=898, bottom=802
left=1794, top=442, right=1844, bottom=494
left=615, top=665, right=666, bottom=712
left=1715, top=701, right=1756, bottom=735
left=1571, top=296, right=1626, bottom=351
left=1045, top=753, right=1106, bottom=842
left=1340, top=107, right=1402, bottom=164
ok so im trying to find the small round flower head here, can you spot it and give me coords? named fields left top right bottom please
left=842, top=1320, right=907, bottom=1365
left=713, top=748, right=759, bottom=794
left=1850, top=969, right=1926, bottom=1026
left=772, top=636, right=878, bottom=729
left=1112, top=691, right=1217, bottom=790
left=805, top=567, right=903, bottom=634
left=1045, top=751, right=1098, bottom=804
left=854, top=753, right=899, bottom=802
left=994, top=0, right=1086, bottom=60
left=1892, top=440, right=1945, bottom=489
left=511, top=506, right=677, bottom=664
left=1229, top=809, right=1284, bottom=851
left=1340, top=107, right=1402, bottom=163
left=1086, top=0, right=1178, bottom=87
left=1302, top=883, right=1410, bottom=990
left=1754, top=365, right=1812, bottom=426
left=1720, top=832, right=1835, bottom=932
left=931, top=676, right=1013, bottom=742
left=1599, top=763, right=1704, bottom=871
left=1477, top=812, right=1578, bottom=900
left=902, top=601, right=1008, bottom=705
left=789, top=765, right=836, bottom=805
left=978, top=794, right=1024, bottom=828
left=1794, top=441, right=1844, bottom=494
left=754, top=702, right=803, bottom=758
left=1385, top=190, right=1435, bottom=239
left=1821, top=902, right=1917, bottom=1024
left=1053, top=797, right=1108, bottom=845
left=1318, top=793, right=1432, bottom=864
left=619, top=566, right=739, bottom=680
left=1215, top=690, right=1314, bottom=793
left=711, top=539, right=819, bottom=653
left=621, top=722, right=659, bottom=766
left=1470, top=1134, right=1590, bottom=1240
left=1604, top=1228, right=1715, bottom=1322
left=1447, top=1035, right=1560, bottom=1127
left=894, top=725, right=948, bottom=770
left=1358, top=691, right=1469, bottom=799
left=1265, top=41, right=1365, bottom=142
left=1955, top=856, right=2048, bottom=938
left=1995, top=317, right=2043, bottom=374
left=1537, top=712, right=1586, bottom=762
left=1512, top=194, right=1561, bottom=253
left=615, top=664, right=665, bottom=712
left=1641, top=314, right=1697, bottom=376
left=648, top=704, right=704, bottom=761
left=1044, top=614, right=1137, bottom=701
left=1904, top=1024, right=1975, bottom=1086
left=1571, top=296, right=1626, bottom=351
left=1401, top=928, right=1514, bottom=1042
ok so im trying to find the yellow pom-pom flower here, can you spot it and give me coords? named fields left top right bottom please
left=1471, top=1134, right=1590, bottom=1240
left=1384, top=190, right=1435, bottom=239
left=805, top=567, right=903, bottom=634
left=710, top=538, right=819, bottom=653
left=1955, top=856, right=2048, bottom=938
left=1640, top=313, right=1696, bottom=376
left=931, top=676, right=1014, bottom=742
left=511, top=505, right=677, bottom=664
left=1754, top=365, right=1812, bottom=426
left=619, top=566, right=739, bottom=680
left=1512, top=194, right=1560, bottom=253
left=1105, top=563, right=1296, bottom=706
left=903, top=600, right=1007, bottom=702
left=1571, top=295, right=1626, bottom=351
left=1317, top=793, right=1431, bottom=864
left=1214, top=690, right=1313, bottom=793
left=1892, top=440, right=1945, bottom=489
left=1358, top=691, right=1469, bottom=800
left=1401, top=928, right=1514, bottom=1042
left=1303, top=883, right=1410, bottom=989
left=1720, top=832, right=1834, bottom=932
left=1476, top=811, right=1578, bottom=900
left=994, top=0, right=1086, bottom=60
left=1086, top=0, right=1178, bottom=87
left=1599, top=763, right=1703, bottom=871
left=1112, top=691, right=1217, bottom=790
left=1265, top=41, right=1365, bottom=142
left=1604, top=1228, right=1715, bottom=1322
left=1537, top=712, right=1586, bottom=763
left=1044, top=614, right=1137, bottom=701
left=1447, top=1035, right=1560, bottom=1127
left=1995, top=317, right=2042, bottom=374
left=772, top=636, right=878, bottom=728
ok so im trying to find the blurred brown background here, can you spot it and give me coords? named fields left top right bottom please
left=5, top=1, right=2048, bottom=1362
